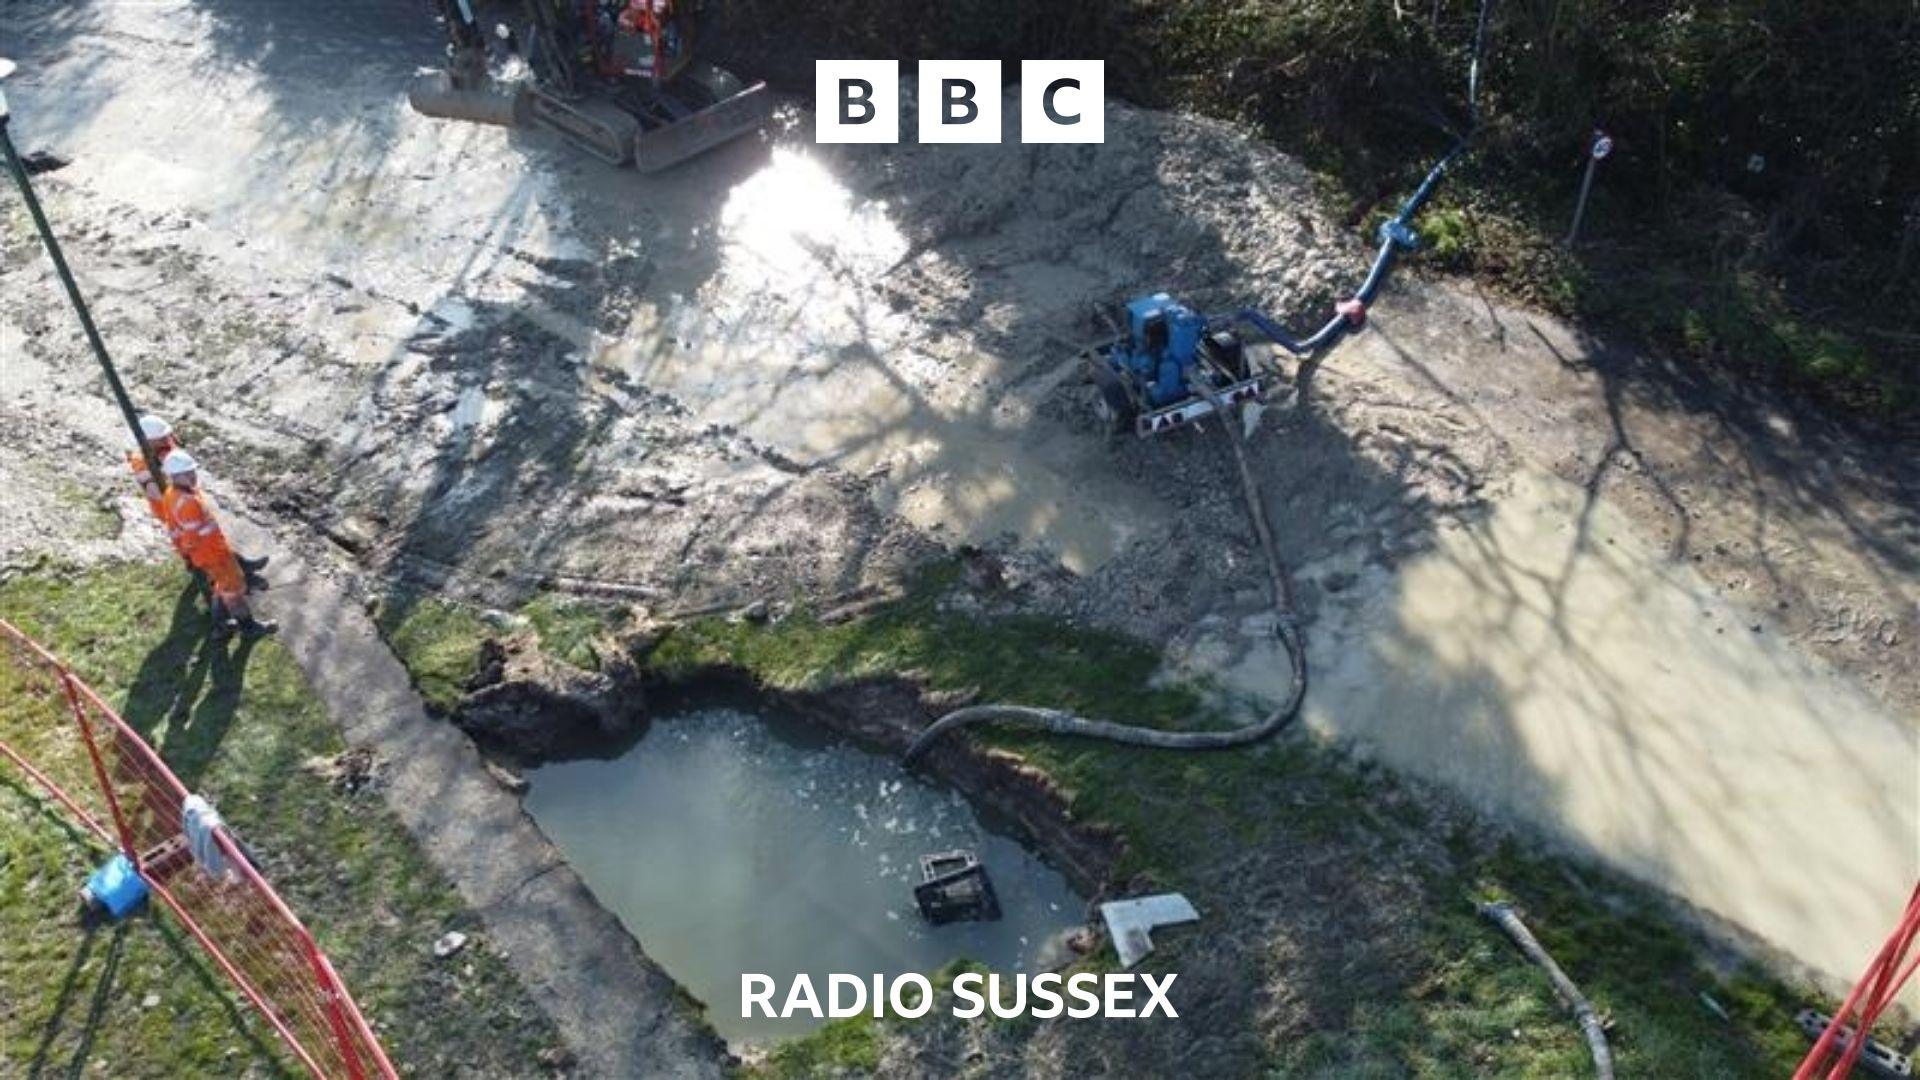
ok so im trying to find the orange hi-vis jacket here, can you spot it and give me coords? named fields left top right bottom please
left=163, top=486, right=245, bottom=601
left=127, top=449, right=185, bottom=553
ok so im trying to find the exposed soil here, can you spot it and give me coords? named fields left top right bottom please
left=456, top=633, right=649, bottom=761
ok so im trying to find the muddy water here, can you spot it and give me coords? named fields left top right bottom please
left=10, top=2, right=1165, bottom=571
left=521, top=707, right=1086, bottom=1044
left=517, top=148, right=1169, bottom=573
left=1244, top=464, right=1917, bottom=997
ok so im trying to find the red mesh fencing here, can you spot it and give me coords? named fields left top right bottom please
left=0, top=617, right=397, bottom=1080
left=1796, top=880, right=1920, bottom=1080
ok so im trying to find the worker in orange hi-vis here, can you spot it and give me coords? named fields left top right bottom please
left=161, top=449, right=277, bottom=638
left=128, top=415, right=268, bottom=587
left=128, top=415, right=187, bottom=557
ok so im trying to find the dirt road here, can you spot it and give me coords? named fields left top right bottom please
left=3, top=0, right=1914, bottom=1015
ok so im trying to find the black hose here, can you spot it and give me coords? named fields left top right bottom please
left=904, top=0, right=1496, bottom=764
left=905, top=380, right=1306, bottom=761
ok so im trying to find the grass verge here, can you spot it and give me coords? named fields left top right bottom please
left=380, top=564, right=1815, bottom=1076
left=0, top=562, right=563, bottom=1076
left=371, top=590, right=617, bottom=715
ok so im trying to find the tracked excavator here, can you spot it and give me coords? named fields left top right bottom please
left=411, top=0, right=770, bottom=170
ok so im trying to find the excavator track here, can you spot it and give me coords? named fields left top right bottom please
left=525, top=87, right=640, bottom=166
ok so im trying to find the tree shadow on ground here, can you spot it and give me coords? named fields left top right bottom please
left=0, top=1, right=118, bottom=151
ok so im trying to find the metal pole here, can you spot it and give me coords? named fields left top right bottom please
left=1565, top=131, right=1612, bottom=248
left=1565, top=152, right=1598, bottom=247
left=60, top=672, right=143, bottom=867
left=0, top=96, right=164, bottom=483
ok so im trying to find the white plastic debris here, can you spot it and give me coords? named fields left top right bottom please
left=1241, top=400, right=1267, bottom=441
left=432, top=931, right=468, bottom=959
left=1099, top=893, right=1200, bottom=968
left=182, top=794, right=233, bottom=883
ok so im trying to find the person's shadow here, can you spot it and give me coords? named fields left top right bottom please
left=121, top=579, right=259, bottom=787
left=121, top=582, right=207, bottom=740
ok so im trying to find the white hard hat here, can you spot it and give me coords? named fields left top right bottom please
left=138, top=415, right=173, bottom=442
left=161, top=448, right=198, bottom=477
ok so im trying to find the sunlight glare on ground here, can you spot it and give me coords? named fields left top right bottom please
left=716, top=147, right=910, bottom=285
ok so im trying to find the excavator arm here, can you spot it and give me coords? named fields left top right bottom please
left=428, top=0, right=490, bottom=87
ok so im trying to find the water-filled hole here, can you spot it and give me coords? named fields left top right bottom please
left=523, top=703, right=1088, bottom=1043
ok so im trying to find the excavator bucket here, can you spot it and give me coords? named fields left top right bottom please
left=407, top=71, right=526, bottom=129
left=630, top=63, right=771, bottom=173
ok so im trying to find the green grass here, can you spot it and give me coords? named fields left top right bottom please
left=0, top=563, right=562, bottom=1077
left=1564, top=260, right=1905, bottom=406
left=374, top=591, right=620, bottom=714
left=375, top=563, right=1809, bottom=1075
left=636, top=566, right=1808, bottom=1076
left=1341, top=838, right=1808, bottom=1079
left=749, top=1015, right=882, bottom=1078
left=520, top=593, right=618, bottom=672
left=371, top=592, right=494, bottom=715
left=0, top=776, right=277, bottom=1077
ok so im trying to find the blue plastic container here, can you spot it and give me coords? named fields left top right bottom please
left=84, top=853, right=149, bottom=919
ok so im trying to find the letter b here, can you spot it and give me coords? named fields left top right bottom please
left=944, top=79, right=977, bottom=124
left=816, top=60, right=899, bottom=143
left=841, top=79, right=875, bottom=125
left=917, top=60, right=1001, bottom=143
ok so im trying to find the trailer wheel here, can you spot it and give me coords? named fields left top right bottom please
left=1089, top=359, right=1139, bottom=436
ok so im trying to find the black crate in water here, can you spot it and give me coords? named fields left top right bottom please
left=914, top=849, right=1002, bottom=924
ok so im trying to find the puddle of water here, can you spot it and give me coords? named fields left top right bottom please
left=623, top=149, right=1170, bottom=571
left=1293, top=465, right=1920, bottom=1001
left=522, top=706, right=1086, bottom=1044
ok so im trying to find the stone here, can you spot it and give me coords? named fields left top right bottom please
left=485, top=760, right=529, bottom=795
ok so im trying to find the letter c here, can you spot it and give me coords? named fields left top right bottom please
left=1044, top=78, right=1080, bottom=125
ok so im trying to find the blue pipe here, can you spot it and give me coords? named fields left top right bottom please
left=1218, top=0, right=1492, bottom=360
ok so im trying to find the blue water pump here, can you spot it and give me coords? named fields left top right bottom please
left=1088, top=293, right=1265, bottom=437
left=1086, top=0, right=1493, bottom=439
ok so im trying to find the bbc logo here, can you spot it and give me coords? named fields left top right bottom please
left=815, top=61, right=1104, bottom=144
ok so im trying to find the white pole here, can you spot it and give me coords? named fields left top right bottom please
left=1566, top=130, right=1612, bottom=247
